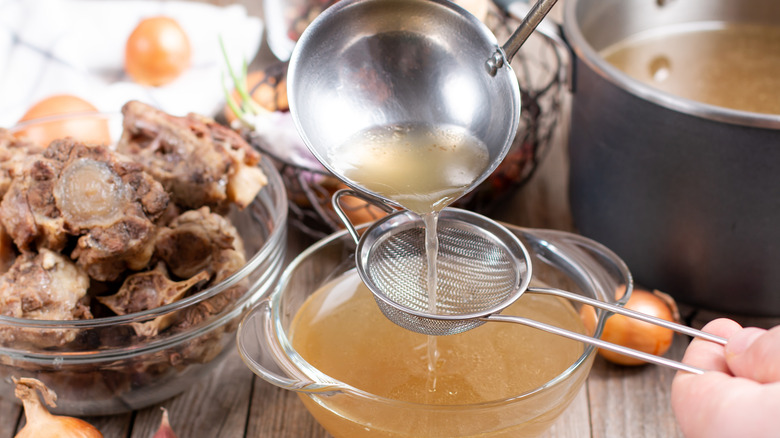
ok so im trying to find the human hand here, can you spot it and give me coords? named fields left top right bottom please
left=671, top=318, right=780, bottom=438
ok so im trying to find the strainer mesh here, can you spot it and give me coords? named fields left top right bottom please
left=363, top=222, right=522, bottom=336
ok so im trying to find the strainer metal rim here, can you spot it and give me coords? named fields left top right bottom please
left=355, top=207, right=533, bottom=322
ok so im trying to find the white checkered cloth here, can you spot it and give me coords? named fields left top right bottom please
left=0, top=0, right=264, bottom=127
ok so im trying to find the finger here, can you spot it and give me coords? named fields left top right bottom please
left=681, top=318, right=743, bottom=373
left=672, top=320, right=780, bottom=438
left=726, top=325, right=780, bottom=383
left=672, top=318, right=742, bottom=423
left=672, top=371, right=780, bottom=438
left=672, top=318, right=743, bottom=421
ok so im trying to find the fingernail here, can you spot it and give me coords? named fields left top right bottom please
left=725, top=327, right=765, bottom=357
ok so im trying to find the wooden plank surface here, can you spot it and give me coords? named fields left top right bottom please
left=0, top=399, right=20, bottom=436
left=4, top=1, right=777, bottom=437
left=587, top=336, right=687, bottom=438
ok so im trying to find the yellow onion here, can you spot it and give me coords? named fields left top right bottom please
left=13, top=377, right=102, bottom=438
left=581, top=288, right=678, bottom=366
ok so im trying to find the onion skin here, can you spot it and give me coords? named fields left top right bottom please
left=581, top=288, right=677, bottom=366
left=13, top=377, right=103, bottom=438
left=153, top=408, right=178, bottom=438
left=16, top=95, right=111, bottom=146
left=125, top=16, right=191, bottom=86
left=16, top=416, right=101, bottom=438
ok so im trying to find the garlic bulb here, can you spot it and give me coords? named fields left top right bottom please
left=153, top=407, right=178, bottom=438
left=13, top=377, right=102, bottom=438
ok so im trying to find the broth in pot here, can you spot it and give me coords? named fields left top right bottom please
left=602, top=24, right=780, bottom=115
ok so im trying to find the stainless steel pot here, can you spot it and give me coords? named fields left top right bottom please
left=568, top=0, right=780, bottom=316
left=503, top=0, right=780, bottom=316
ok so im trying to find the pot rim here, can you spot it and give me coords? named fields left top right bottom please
left=563, top=0, right=780, bottom=130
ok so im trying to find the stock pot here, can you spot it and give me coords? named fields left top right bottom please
left=509, top=0, right=780, bottom=316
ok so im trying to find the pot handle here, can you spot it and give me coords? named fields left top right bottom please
left=492, top=0, right=574, bottom=90
left=236, top=300, right=345, bottom=394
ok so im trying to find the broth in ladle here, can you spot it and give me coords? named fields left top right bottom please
left=330, top=124, right=490, bottom=214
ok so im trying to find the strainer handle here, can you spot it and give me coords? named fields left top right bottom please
left=482, top=286, right=729, bottom=375
left=528, top=287, right=728, bottom=345
left=483, top=313, right=707, bottom=374
left=332, top=189, right=397, bottom=244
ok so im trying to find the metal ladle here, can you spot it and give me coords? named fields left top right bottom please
left=287, top=0, right=558, bottom=205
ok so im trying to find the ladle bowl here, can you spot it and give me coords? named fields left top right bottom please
left=287, top=0, right=522, bottom=201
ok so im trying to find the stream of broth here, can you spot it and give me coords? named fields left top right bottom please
left=602, top=24, right=780, bottom=115
left=423, top=212, right=440, bottom=392
left=330, top=124, right=491, bottom=389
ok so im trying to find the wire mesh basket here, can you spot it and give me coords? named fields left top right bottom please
left=242, top=5, right=567, bottom=239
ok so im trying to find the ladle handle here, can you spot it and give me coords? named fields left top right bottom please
left=487, top=0, right=559, bottom=75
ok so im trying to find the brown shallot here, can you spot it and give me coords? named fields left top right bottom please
left=581, top=287, right=679, bottom=366
left=13, top=377, right=102, bottom=438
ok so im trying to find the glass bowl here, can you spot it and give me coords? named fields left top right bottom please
left=237, top=220, right=631, bottom=438
left=0, top=112, right=288, bottom=415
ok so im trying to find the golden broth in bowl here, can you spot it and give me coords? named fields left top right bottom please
left=290, top=269, right=586, bottom=436
left=237, top=226, right=631, bottom=438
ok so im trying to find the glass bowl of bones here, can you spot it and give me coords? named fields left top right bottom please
left=0, top=100, right=287, bottom=416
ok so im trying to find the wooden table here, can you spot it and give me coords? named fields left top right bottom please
left=2, top=1, right=778, bottom=436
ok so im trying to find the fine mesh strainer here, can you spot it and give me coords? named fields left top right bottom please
left=334, top=190, right=727, bottom=375
left=357, top=204, right=533, bottom=336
